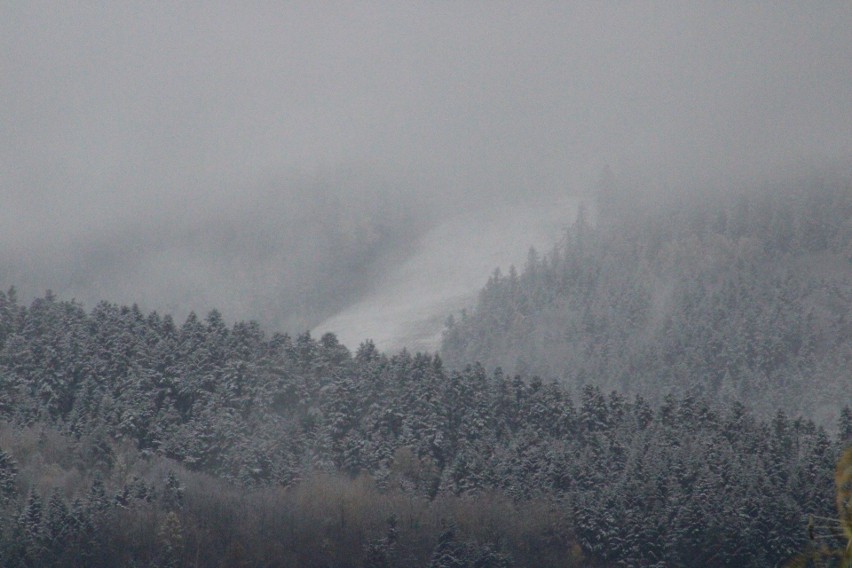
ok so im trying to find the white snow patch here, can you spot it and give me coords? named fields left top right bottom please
left=314, top=196, right=578, bottom=353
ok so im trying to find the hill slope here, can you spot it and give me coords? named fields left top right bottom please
left=314, top=195, right=577, bottom=352
left=441, top=176, right=852, bottom=420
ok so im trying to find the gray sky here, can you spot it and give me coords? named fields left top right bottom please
left=2, top=3, right=851, bottom=334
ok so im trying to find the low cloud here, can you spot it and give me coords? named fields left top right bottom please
left=2, top=3, right=850, bottom=338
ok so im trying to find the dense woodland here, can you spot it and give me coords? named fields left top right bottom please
left=0, top=177, right=850, bottom=566
left=443, top=177, right=852, bottom=422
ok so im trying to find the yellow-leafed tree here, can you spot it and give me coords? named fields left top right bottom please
left=837, top=447, right=852, bottom=564
left=788, top=447, right=852, bottom=567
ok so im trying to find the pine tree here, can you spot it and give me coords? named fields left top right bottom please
left=18, top=490, right=45, bottom=562
left=157, top=511, right=184, bottom=568
left=162, top=470, right=184, bottom=511
left=0, top=448, right=18, bottom=501
left=839, top=406, right=852, bottom=445
left=45, top=488, right=70, bottom=557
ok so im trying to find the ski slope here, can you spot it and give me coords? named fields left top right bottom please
left=314, top=196, right=578, bottom=353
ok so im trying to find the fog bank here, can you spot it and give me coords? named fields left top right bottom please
left=2, top=3, right=850, bottom=339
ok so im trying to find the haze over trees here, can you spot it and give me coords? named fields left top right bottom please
left=443, top=175, right=852, bottom=423
left=2, top=3, right=851, bottom=566
left=0, top=173, right=849, bottom=565
left=0, top=175, right=435, bottom=334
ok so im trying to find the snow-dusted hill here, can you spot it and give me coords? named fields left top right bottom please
left=314, top=196, right=578, bottom=352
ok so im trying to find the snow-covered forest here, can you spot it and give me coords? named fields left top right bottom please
left=3, top=3, right=852, bottom=567
left=0, top=175, right=850, bottom=566
left=443, top=176, right=852, bottom=423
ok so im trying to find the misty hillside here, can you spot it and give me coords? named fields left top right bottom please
left=442, top=176, right=852, bottom=421
left=3, top=3, right=852, bottom=566
left=0, top=175, right=435, bottom=334
left=314, top=194, right=577, bottom=352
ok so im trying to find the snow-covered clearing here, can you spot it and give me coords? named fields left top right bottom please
left=314, top=195, right=578, bottom=352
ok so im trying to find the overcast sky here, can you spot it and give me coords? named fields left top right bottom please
left=2, top=3, right=851, bottom=333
